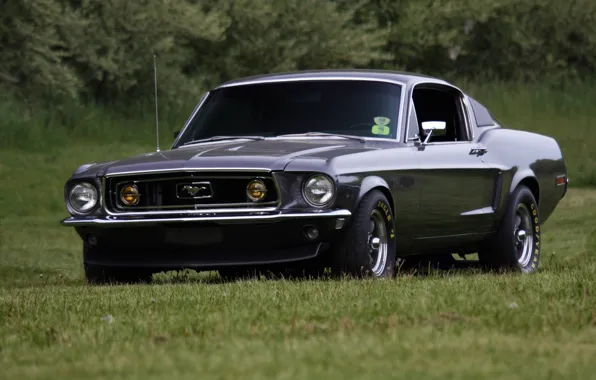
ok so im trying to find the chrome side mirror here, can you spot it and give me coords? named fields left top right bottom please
left=420, top=121, right=446, bottom=144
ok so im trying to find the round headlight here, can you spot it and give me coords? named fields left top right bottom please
left=120, top=184, right=140, bottom=206
left=303, top=174, right=335, bottom=207
left=246, top=179, right=267, bottom=202
left=68, top=182, right=98, bottom=213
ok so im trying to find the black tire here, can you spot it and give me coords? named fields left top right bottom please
left=479, top=185, right=541, bottom=273
left=84, top=264, right=154, bottom=285
left=331, top=190, right=397, bottom=278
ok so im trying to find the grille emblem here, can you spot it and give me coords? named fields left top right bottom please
left=176, top=182, right=213, bottom=199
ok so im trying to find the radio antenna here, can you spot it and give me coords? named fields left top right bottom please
left=153, top=53, right=160, bottom=152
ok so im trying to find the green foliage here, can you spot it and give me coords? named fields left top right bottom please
left=62, top=0, right=227, bottom=104
left=4, top=0, right=596, bottom=104
left=365, top=0, right=596, bottom=82
left=0, top=0, right=82, bottom=99
left=0, top=0, right=390, bottom=104
left=0, top=0, right=228, bottom=105
left=203, top=0, right=389, bottom=85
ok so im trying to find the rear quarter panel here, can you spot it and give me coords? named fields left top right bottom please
left=478, top=127, right=567, bottom=224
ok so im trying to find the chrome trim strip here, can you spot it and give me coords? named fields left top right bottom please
left=396, top=81, right=406, bottom=143
left=112, top=203, right=279, bottom=212
left=217, top=76, right=406, bottom=89
left=105, top=167, right=273, bottom=177
left=404, top=82, right=473, bottom=144
left=171, top=91, right=210, bottom=149
left=61, top=209, right=352, bottom=226
left=264, top=136, right=399, bottom=143
left=106, top=206, right=280, bottom=216
left=461, top=95, right=476, bottom=140
left=114, top=174, right=274, bottom=184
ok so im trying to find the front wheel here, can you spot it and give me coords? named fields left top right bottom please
left=479, top=185, right=541, bottom=273
left=331, top=190, right=397, bottom=278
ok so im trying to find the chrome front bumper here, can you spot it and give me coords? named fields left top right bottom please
left=61, top=209, right=352, bottom=227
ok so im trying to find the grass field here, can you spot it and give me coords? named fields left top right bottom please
left=1, top=83, right=596, bottom=379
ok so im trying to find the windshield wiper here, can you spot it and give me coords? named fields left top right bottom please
left=276, top=132, right=366, bottom=143
left=182, top=135, right=265, bottom=146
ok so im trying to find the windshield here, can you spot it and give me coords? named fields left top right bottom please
left=174, top=80, right=403, bottom=147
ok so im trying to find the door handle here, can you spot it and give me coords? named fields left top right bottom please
left=469, top=148, right=487, bottom=156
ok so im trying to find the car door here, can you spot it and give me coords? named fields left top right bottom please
left=406, top=84, right=496, bottom=248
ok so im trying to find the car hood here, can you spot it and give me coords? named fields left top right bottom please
left=89, top=138, right=387, bottom=176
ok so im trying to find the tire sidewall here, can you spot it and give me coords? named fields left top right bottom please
left=507, top=187, right=541, bottom=273
left=374, top=197, right=397, bottom=277
left=354, top=192, right=397, bottom=278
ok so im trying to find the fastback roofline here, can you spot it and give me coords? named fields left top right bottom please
left=215, top=69, right=452, bottom=90
left=217, top=75, right=407, bottom=89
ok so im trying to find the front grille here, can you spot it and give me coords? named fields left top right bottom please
left=104, top=172, right=280, bottom=213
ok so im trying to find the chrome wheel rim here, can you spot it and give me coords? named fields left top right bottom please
left=368, top=209, right=388, bottom=276
left=514, top=203, right=534, bottom=266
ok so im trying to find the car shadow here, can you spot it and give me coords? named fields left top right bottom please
left=2, top=257, right=492, bottom=288
left=151, top=258, right=489, bottom=285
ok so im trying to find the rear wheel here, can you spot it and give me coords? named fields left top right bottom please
left=331, top=190, right=397, bottom=278
left=479, top=185, right=541, bottom=273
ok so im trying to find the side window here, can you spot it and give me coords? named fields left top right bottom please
left=469, top=97, right=495, bottom=127
left=407, top=102, right=420, bottom=141
left=411, top=86, right=470, bottom=143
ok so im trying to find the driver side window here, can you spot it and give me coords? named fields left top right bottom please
left=411, top=85, right=470, bottom=143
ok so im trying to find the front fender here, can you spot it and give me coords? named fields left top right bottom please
left=354, top=176, right=393, bottom=214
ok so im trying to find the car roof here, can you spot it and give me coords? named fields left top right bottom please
left=214, top=69, right=454, bottom=89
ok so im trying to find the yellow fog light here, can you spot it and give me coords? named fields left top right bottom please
left=120, top=184, right=140, bottom=206
left=246, top=179, right=267, bottom=202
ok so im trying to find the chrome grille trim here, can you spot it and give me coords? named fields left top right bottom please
left=102, top=171, right=282, bottom=215
left=104, top=167, right=273, bottom=177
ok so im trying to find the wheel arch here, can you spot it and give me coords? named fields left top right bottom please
left=354, top=176, right=395, bottom=217
left=510, top=170, right=540, bottom=206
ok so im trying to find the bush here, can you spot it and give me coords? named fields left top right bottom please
left=0, top=0, right=228, bottom=106
left=0, top=0, right=390, bottom=106
left=201, top=0, right=389, bottom=86
left=361, top=0, right=596, bottom=82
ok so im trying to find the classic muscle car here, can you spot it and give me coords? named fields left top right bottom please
left=61, top=70, right=568, bottom=283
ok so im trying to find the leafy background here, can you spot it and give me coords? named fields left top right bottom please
left=2, top=0, right=596, bottom=103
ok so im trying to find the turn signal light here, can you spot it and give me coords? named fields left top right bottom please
left=246, top=180, right=267, bottom=201
left=120, top=184, right=140, bottom=206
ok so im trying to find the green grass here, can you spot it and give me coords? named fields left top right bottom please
left=1, top=145, right=596, bottom=378
left=1, top=83, right=596, bottom=378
